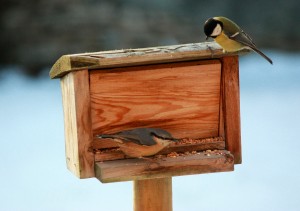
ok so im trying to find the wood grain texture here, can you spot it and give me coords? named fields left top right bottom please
left=95, top=150, right=234, bottom=183
left=221, top=56, right=242, bottom=164
left=134, top=178, right=172, bottom=211
left=90, top=60, right=221, bottom=139
left=50, top=42, right=248, bottom=79
left=60, top=70, right=94, bottom=178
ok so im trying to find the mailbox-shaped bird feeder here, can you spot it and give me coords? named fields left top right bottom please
left=50, top=42, right=244, bottom=210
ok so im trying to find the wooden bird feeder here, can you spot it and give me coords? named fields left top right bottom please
left=50, top=42, right=245, bottom=211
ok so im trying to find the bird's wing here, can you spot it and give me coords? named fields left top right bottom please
left=226, top=30, right=273, bottom=64
left=97, top=133, right=142, bottom=144
left=117, top=128, right=175, bottom=146
left=214, top=16, right=256, bottom=47
left=226, top=30, right=257, bottom=49
left=140, top=128, right=178, bottom=145
left=97, top=128, right=176, bottom=146
left=116, top=129, right=157, bottom=146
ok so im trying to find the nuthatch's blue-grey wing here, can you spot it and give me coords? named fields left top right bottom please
left=97, top=133, right=142, bottom=145
left=132, top=128, right=176, bottom=145
left=97, top=128, right=177, bottom=146
left=114, top=128, right=157, bottom=146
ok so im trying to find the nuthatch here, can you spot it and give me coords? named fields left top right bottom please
left=96, top=128, right=178, bottom=158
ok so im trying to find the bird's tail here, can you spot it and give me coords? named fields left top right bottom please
left=96, top=134, right=131, bottom=143
left=250, top=47, right=273, bottom=64
left=97, top=134, right=117, bottom=139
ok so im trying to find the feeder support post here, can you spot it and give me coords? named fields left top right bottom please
left=134, top=177, right=172, bottom=211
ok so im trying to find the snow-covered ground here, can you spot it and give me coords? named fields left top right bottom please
left=1, top=51, right=299, bottom=211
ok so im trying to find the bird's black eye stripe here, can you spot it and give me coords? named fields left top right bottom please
left=150, top=132, right=168, bottom=140
left=151, top=132, right=179, bottom=142
left=150, top=132, right=156, bottom=136
left=150, top=132, right=162, bottom=138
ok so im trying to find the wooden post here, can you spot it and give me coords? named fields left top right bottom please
left=134, top=178, right=172, bottom=211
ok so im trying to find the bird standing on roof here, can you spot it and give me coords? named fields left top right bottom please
left=204, top=16, right=273, bottom=64
left=96, top=128, right=178, bottom=158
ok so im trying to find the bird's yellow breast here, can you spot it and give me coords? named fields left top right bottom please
left=215, top=32, right=244, bottom=52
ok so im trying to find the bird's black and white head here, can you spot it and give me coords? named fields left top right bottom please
left=204, top=18, right=223, bottom=40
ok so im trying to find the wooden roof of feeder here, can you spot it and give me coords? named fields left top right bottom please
left=50, top=42, right=247, bottom=79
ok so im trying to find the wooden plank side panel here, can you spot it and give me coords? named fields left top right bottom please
left=221, top=56, right=242, bottom=164
left=90, top=60, right=221, bottom=139
left=60, top=70, right=95, bottom=178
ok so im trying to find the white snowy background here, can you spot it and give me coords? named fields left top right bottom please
left=1, top=51, right=299, bottom=210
